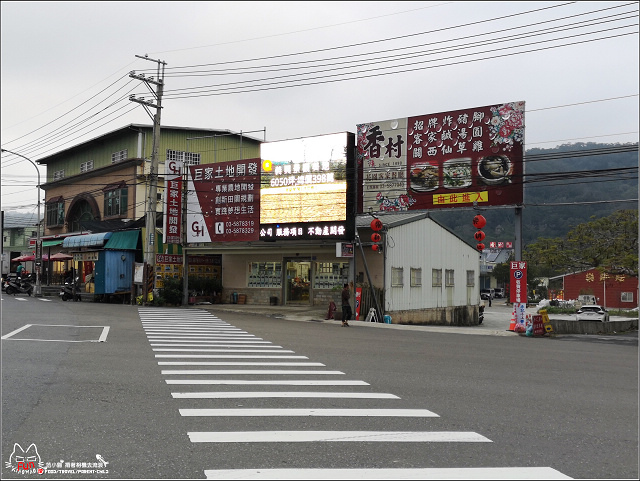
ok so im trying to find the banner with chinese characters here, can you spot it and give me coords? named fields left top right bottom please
left=163, top=157, right=183, bottom=245
left=259, top=132, right=355, bottom=241
left=186, top=159, right=261, bottom=242
left=357, top=101, right=524, bottom=212
left=510, top=261, right=528, bottom=304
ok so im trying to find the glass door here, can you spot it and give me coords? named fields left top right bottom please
left=285, top=260, right=311, bottom=304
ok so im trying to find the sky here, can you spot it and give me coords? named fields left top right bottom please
left=1, top=1, right=638, bottom=216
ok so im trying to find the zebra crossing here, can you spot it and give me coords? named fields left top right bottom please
left=138, top=307, right=570, bottom=480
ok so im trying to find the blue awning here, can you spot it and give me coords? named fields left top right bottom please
left=62, top=232, right=112, bottom=248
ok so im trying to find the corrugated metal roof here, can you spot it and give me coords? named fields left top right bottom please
left=62, top=232, right=112, bottom=248
left=356, top=212, right=427, bottom=229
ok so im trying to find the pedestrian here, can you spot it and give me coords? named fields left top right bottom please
left=15, top=263, right=24, bottom=279
left=488, top=295, right=492, bottom=307
left=341, top=283, right=352, bottom=327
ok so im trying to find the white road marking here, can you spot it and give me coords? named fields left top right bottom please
left=180, top=408, right=438, bottom=417
left=155, top=354, right=308, bottom=358
left=14, top=298, right=27, bottom=301
left=147, top=339, right=271, bottom=343
left=2, top=324, right=33, bottom=339
left=38, top=298, right=52, bottom=302
left=203, top=467, right=572, bottom=480
left=151, top=345, right=285, bottom=349
left=172, top=392, right=398, bottom=399
left=153, top=349, right=294, bottom=353
left=161, top=369, right=344, bottom=375
left=166, top=380, right=369, bottom=385
left=150, top=343, right=283, bottom=347
left=189, top=431, right=492, bottom=443
left=158, top=362, right=325, bottom=366
left=146, top=335, right=259, bottom=339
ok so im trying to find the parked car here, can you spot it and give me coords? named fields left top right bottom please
left=480, top=288, right=494, bottom=299
left=576, top=305, right=610, bottom=322
left=494, top=288, right=505, bottom=298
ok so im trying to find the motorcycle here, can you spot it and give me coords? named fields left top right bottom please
left=479, top=304, right=485, bottom=325
left=5, top=276, right=34, bottom=296
left=60, top=276, right=82, bottom=302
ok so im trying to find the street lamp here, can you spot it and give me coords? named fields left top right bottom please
left=1, top=148, right=42, bottom=297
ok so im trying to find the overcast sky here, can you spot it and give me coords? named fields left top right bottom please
left=1, top=1, right=638, bottom=214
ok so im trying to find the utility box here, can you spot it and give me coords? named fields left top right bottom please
left=94, top=250, right=134, bottom=295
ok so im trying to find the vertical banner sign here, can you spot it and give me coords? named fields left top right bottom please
left=510, top=261, right=528, bottom=304
left=187, top=159, right=261, bottom=242
left=163, top=157, right=183, bottom=245
left=357, top=101, right=524, bottom=213
left=355, top=287, right=362, bottom=321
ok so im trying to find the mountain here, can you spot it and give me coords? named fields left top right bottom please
left=429, top=142, right=638, bottom=247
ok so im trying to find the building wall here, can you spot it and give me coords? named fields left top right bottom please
left=563, top=268, right=638, bottom=310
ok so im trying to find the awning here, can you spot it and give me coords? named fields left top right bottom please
left=62, top=232, right=112, bottom=248
left=42, top=239, right=64, bottom=247
left=104, top=230, right=140, bottom=250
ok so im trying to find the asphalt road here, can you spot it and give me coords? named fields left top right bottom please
left=1, top=294, right=638, bottom=479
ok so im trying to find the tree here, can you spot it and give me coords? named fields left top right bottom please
left=524, top=209, right=638, bottom=277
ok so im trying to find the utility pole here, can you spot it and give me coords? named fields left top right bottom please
left=129, top=55, right=166, bottom=293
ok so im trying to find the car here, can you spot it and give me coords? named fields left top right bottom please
left=480, top=288, right=494, bottom=299
left=480, top=292, right=490, bottom=300
left=494, top=288, right=505, bottom=298
left=576, top=305, right=610, bottom=322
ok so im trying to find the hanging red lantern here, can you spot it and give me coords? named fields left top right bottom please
left=473, top=230, right=485, bottom=242
left=371, top=232, right=382, bottom=243
left=372, top=244, right=381, bottom=252
left=370, top=218, right=383, bottom=231
left=476, top=243, right=485, bottom=251
left=472, top=214, right=486, bottom=229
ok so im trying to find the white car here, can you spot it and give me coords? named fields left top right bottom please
left=576, top=305, right=610, bottom=322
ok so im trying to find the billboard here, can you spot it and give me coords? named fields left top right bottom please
left=259, top=132, right=355, bottom=241
left=357, top=101, right=524, bottom=212
left=163, top=157, right=183, bottom=245
left=186, top=159, right=261, bottom=242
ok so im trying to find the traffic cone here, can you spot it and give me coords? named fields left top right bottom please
left=507, top=307, right=517, bottom=331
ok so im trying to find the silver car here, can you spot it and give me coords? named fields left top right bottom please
left=576, top=305, right=610, bottom=322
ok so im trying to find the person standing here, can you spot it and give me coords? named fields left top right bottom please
left=341, top=283, right=352, bottom=327
left=15, top=263, right=24, bottom=279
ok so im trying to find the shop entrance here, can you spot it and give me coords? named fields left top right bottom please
left=285, top=259, right=311, bottom=305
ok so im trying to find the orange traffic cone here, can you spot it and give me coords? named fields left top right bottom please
left=507, top=307, right=517, bottom=331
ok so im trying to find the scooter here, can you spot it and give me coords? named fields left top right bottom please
left=60, top=276, right=82, bottom=302
left=479, top=305, right=485, bottom=324
left=5, top=276, right=34, bottom=296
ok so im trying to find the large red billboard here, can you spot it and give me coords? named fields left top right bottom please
left=357, top=101, right=524, bottom=212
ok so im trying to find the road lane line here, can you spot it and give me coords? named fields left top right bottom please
left=180, top=408, right=438, bottom=417
left=155, top=355, right=308, bottom=358
left=172, top=392, right=398, bottom=399
left=189, top=431, right=492, bottom=443
left=161, top=369, right=344, bottom=375
left=166, top=380, right=369, bottom=385
left=158, top=362, right=324, bottom=366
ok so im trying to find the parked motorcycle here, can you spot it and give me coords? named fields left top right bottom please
left=479, top=304, right=485, bottom=324
left=60, top=276, right=82, bottom=302
left=5, top=276, right=34, bottom=296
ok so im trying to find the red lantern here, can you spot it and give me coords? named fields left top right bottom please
left=371, top=233, right=381, bottom=243
left=372, top=244, right=381, bottom=252
left=476, top=243, right=485, bottom=251
left=472, top=215, right=486, bottom=229
left=370, top=219, right=383, bottom=231
left=473, top=230, right=485, bottom=242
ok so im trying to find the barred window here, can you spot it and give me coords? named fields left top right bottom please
left=80, top=160, right=94, bottom=173
left=111, top=149, right=128, bottom=164
left=53, top=170, right=65, bottom=180
left=432, top=269, right=442, bottom=287
left=621, top=292, right=634, bottom=302
left=46, top=198, right=65, bottom=227
left=467, top=270, right=475, bottom=286
left=167, top=149, right=201, bottom=166
left=445, top=269, right=455, bottom=287
left=104, top=186, right=128, bottom=217
left=391, top=267, right=404, bottom=287
left=410, top=268, right=422, bottom=287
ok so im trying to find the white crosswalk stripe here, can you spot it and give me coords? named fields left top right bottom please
left=138, top=307, right=570, bottom=479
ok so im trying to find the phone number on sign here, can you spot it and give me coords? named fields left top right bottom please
left=226, top=220, right=254, bottom=227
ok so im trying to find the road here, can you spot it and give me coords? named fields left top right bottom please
left=1, top=294, right=638, bottom=479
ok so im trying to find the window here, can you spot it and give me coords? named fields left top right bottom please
left=53, top=170, right=65, bottom=180
left=248, top=262, right=282, bottom=288
left=432, top=269, right=442, bottom=287
left=391, top=267, right=404, bottom=287
left=410, top=268, right=422, bottom=287
left=167, top=149, right=201, bottom=166
left=80, top=160, right=94, bottom=173
left=621, top=292, right=634, bottom=303
left=445, top=269, right=455, bottom=287
left=111, top=149, right=128, bottom=164
left=104, top=186, right=128, bottom=217
left=46, top=198, right=65, bottom=227
left=467, top=270, right=475, bottom=286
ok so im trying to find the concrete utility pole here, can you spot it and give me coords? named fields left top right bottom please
left=129, top=55, right=166, bottom=277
